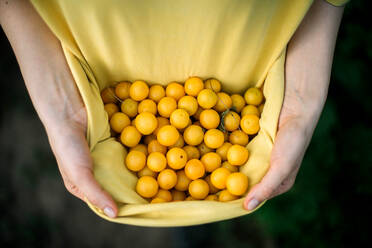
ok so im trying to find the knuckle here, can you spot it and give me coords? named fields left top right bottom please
left=284, top=178, right=295, bottom=192
left=64, top=181, right=79, bottom=196
left=281, top=185, right=292, bottom=194
left=278, top=178, right=295, bottom=195
left=260, top=184, right=276, bottom=200
left=62, top=168, right=107, bottom=208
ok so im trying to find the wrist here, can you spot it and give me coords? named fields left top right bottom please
left=32, top=70, right=87, bottom=135
left=279, top=82, right=327, bottom=138
left=295, top=99, right=326, bottom=143
left=44, top=110, right=87, bottom=146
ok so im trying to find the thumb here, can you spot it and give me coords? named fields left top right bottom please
left=243, top=119, right=307, bottom=210
left=72, top=167, right=118, bottom=218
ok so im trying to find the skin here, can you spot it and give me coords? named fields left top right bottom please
left=244, top=0, right=344, bottom=210
left=0, top=0, right=344, bottom=217
left=0, top=0, right=117, bottom=218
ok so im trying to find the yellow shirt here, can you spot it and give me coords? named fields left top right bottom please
left=30, top=0, right=347, bottom=93
left=29, top=0, right=348, bottom=226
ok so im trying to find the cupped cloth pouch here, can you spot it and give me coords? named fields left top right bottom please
left=62, top=48, right=284, bottom=227
left=30, top=0, right=313, bottom=226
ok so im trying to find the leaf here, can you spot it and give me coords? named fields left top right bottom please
left=218, top=107, right=236, bottom=132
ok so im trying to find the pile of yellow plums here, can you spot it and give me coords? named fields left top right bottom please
left=101, top=77, right=264, bottom=203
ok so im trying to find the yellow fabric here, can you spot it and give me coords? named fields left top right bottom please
left=325, top=0, right=350, bottom=7
left=30, top=0, right=316, bottom=227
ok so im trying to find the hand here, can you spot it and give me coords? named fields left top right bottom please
left=1, top=0, right=118, bottom=218
left=243, top=0, right=344, bottom=211
left=243, top=84, right=320, bottom=210
left=45, top=107, right=118, bottom=218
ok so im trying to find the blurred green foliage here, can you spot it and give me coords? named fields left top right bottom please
left=0, top=1, right=370, bottom=247
left=184, top=1, right=372, bottom=247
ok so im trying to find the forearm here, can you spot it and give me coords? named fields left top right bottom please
left=244, top=1, right=345, bottom=209
left=284, top=0, right=344, bottom=126
left=0, top=0, right=85, bottom=132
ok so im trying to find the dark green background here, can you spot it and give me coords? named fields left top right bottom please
left=0, top=1, right=370, bottom=247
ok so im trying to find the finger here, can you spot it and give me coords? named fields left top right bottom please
left=61, top=166, right=118, bottom=218
left=243, top=162, right=290, bottom=211
left=49, top=129, right=118, bottom=218
left=270, top=166, right=299, bottom=198
left=53, top=146, right=88, bottom=202
left=63, top=179, right=85, bottom=201
left=243, top=119, right=307, bottom=210
left=60, top=170, right=86, bottom=201
left=70, top=167, right=118, bottom=218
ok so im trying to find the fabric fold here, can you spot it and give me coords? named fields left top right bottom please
left=28, top=0, right=319, bottom=226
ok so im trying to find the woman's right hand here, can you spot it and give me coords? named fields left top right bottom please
left=1, top=0, right=117, bottom=218
left=45, top=106, right=118, bottom=218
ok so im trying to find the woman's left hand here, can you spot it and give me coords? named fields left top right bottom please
left=243, top=0, right=344, bottom=210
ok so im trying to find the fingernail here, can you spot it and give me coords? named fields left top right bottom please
left=103, top=207, right=115, bottom=218
left=247, top=198, right=260, bottom=211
